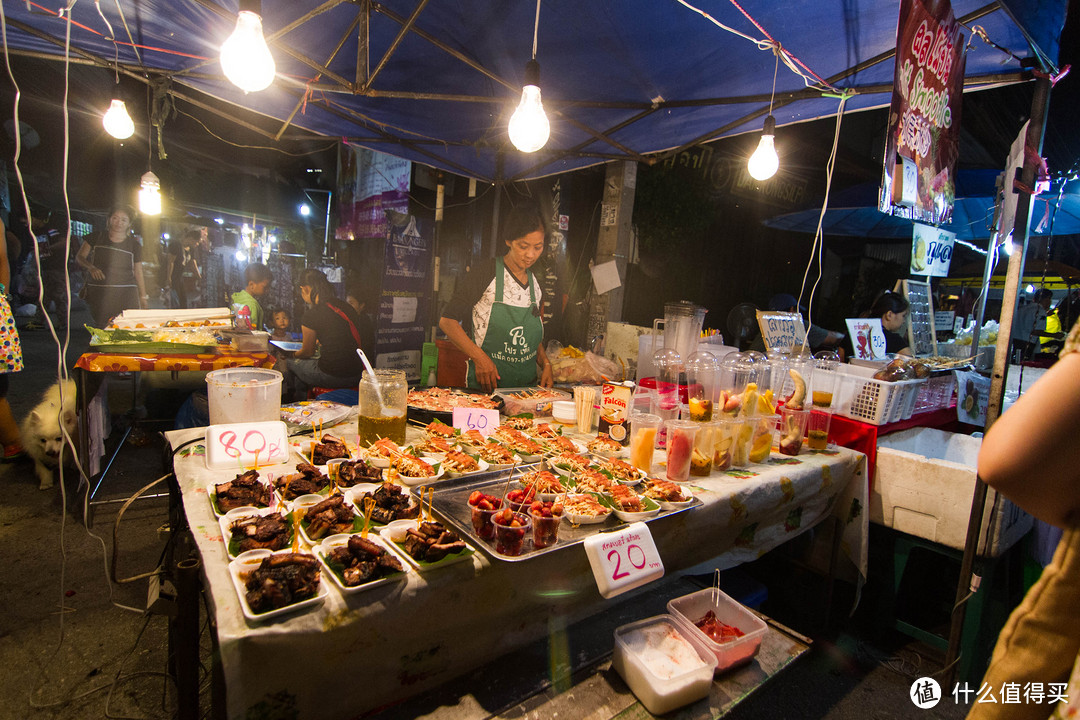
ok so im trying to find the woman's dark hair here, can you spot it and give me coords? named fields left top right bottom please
left=500, top=203, right=546, bottom=247
left=298, top=268, right=337, bottom=306
left=869, top=291, right=909, bottom=318
left=109, top=204, right=137, bottom=223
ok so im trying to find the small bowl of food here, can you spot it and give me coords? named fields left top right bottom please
left=561, top=493, right=612, bottom=525
left=384, top=518, right=418, bottom=544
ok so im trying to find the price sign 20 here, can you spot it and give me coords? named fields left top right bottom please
left=584, top=522, right=664, bottom=599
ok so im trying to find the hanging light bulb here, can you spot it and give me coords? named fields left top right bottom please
left=747, top=115, right=779, bottom=181
left=103, top=99, right=134, bottom=139
left=138, top=171, right=162, bottom=216
left=508, top=59, right=550, bottom=153
left=220, top=2, right=275, bottom=93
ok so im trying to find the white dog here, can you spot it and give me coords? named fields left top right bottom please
left=21, top=380, right=78, bottom=490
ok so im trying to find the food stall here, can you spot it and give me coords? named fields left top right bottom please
left=165, top=392, right=867, bottom=718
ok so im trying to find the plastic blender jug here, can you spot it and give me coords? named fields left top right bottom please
left=663, top=301, right=708, bottom=362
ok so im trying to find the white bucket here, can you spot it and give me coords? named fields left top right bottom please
left=206, top=368, right=283, bottom=425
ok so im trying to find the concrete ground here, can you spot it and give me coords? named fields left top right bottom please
left=0, top=299, right=993, bottom=719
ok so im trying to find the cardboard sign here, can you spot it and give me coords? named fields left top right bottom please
left=583, top=522, right=664, bottom=599
left=206, top=421, right=290, bottom=469
left=452, top=406, right=499, bottom=436
left=756, top=311, right=807, bottom=352
left=845, top=318, right=887, bottom=360
left=910, top=223, right=955, bottom=277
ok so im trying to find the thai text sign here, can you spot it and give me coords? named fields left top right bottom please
left=756, top=311, right=806, bottom=352
left=911, top=223, right=955, bottom=277
left=879, top=0, right=966, bottom=226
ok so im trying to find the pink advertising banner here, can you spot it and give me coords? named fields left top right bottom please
left=879, top=0, right=966, bottom=226
left=335, top=144, right=411, bottom=241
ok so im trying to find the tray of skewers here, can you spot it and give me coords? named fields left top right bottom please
left=426, top=463, right=702, bottom=561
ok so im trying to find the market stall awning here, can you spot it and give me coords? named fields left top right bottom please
left=0, top=0, right=1068, bottom=182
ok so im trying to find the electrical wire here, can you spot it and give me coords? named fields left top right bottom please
left=112, top=475, right=169, bottom=584
left=174, top=106, right=338, bottom=156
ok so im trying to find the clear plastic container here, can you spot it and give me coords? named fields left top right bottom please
left=205, top=367, right=283, bottom=425
left=666, top=588, right=768, bottom=673
left=612, top=615, right=716, bottom=715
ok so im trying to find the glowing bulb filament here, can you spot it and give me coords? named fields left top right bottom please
left=221, top=11, right=275, bottom=93
left=747, top=116, right=779, bottom=181
left=103, top=99, right=134, bottom=139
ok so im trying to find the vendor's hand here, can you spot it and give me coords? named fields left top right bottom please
left=473, top=353, right=500, bottom=392
left=539, top=363, right=553, bottom=389
left=88, top=267, right=105, bottom=281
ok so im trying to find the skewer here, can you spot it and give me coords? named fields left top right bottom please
left=361, top=497, right=376, bottom=538
left=499, top=462, right=519, bottom=506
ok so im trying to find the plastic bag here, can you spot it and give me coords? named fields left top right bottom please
left=548, top=341, right=621, bottom=384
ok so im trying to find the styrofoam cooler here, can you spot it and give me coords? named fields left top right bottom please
left=871, top=427, right=1032, bottom=556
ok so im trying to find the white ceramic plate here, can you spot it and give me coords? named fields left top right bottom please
left=220, top=506, right=296, bottom=560
left=228, top=549, right=327, bottom=622
left=378, top=527, right=475, bottom=571
left=206, top=479, right=274, bottom=517
left=314, top=533, right=410, bottom=593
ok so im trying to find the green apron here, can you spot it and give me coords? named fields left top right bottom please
left=467, top=257, right=543, bottom=389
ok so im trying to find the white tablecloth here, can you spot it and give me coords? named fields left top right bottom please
left=167, top=422, right=867, bottom=719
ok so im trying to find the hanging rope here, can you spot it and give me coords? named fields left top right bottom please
left=149, top=75, right=174, bottom=160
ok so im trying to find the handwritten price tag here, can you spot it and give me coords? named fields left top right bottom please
left=205, top=421, right=290, bottom=469
left=756, top=311, right=806, bottom=353
left=583, top=522, right=664, bottom=599
left=452, top=407, right=500, bottom=437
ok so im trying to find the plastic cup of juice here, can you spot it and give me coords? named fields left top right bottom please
left=807, top=410, right=832, bottom=450
left=629, top=413, right=661, bottom=474
left=665, top=420, right=699, bottom=483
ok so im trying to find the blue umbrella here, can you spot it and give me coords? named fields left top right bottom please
left=764, top=171, right=1080, bottom=241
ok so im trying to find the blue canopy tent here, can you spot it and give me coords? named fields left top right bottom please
left=0, top=0, right=1068, bottom=182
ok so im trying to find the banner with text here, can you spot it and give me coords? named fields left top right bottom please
left=376, top=215, right=430, bottom=382
left=878, top=0, right=966, bottom=226
left=910, top=222, right=955, bottom=277
left=336, top=145, right=411, bottom=241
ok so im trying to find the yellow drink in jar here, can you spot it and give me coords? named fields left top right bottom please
left=629, top=427, right=657, bottom=473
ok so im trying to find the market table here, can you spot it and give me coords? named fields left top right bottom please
left=166, top=422, right=867, bottom=719
left=75, top=350, right=275, bottom=522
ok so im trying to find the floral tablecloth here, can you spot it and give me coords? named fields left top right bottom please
left=166, top=424, right=867, bottom=720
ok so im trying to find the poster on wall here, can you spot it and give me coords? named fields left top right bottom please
left=878, top=0, right=966, bottom=226
left=376, top=215, right=430, bottom=382
left=910, top=222, right=955, bottom=277
left=336, top=144, right=411, bottom=241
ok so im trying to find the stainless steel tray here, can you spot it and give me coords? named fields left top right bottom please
left=424, top=472, right=702, bottom=562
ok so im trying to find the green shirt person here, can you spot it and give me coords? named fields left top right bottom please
left=231, top=263, right=271, bottom=330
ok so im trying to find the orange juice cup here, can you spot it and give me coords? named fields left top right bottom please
left=629, top=413, right=661, bottom=474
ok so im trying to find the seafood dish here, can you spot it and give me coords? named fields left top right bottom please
left=422, top=420, right=458, bottom=439
left=456, top=429, right=489, bottom=448
left=332, top=459, right=383, bottom=487
left=504, top=387, right=565, bottom=401
left=240, top=552, right=321, bottom=613
left=353, top=482, right=420, bottom=524
left=470, top=441, right=516, bottom=466
left=322, top=535, right=404, bottom=587
left=587, top=433, right=623, bottom=455
left=491, top=427, right=544, bottom=457
left=550, top=452, right=591, bottom=474
left=300, top=495, right=356, bottom=541
left=407, top=387, right=500, bottom=412
left=229, top=511, right=292, bottom=553
left=609, top=484, right=643, bottom=513
left=574, top=468, right=616, bottom=493
left=518, top=469, right=565, bottom=494
left=526, top=422, right=561, bottom=439
left=213, top=469, right=272, bottom=512
left=501, top=416, right=533, bottom=431
left=541, top=434, right=579, bottom=454
left=389, top=453, right=438, bottom=478
left=561, top=493, right=611, bottom=523
left=402, top=521, right=468, bottom=562
left=441, top=450, right=481, bottom=475
left=311, top=434, right=349, bottom=465
left=598, top=457, right=643, bottom=484
left=274, top=463, right=330, bottom=500
left=641, top=478, right=689, bottom=503
left=414, top=436, right=457, bottom=456
left=362, top=437, right=402, bottom=466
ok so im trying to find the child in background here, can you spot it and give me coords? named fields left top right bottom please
left=230, top=263, right=272, bottom=330
left=270, top=308, right=295, bottom=340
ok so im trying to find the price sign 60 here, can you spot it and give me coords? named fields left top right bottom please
left=452, top=407, right=499, bottom=437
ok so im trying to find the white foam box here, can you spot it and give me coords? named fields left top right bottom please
left=871, top=427, right=1032, bottom=556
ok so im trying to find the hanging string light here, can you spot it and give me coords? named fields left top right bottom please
left=508, top=0, right=550, bottom=153
left=748, top=46, right=781, bottom=181
left=221, top=0, right=276, bottom=93
left=103, top=99, right=134, bottom=139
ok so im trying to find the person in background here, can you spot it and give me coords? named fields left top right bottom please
left=345, top=282, right=377, bottom=365
left=0, top=217, right=25, bottom=460
left=163, top=228, right=202, bottom=309
left=866, top=291, right=912, bottom=356
left=767, top=293, right=846, bottom=357
left=967, top=315, right=1080, bottom=720
left=33, top=211, right=74, bottom=330
left=270, top=308, right=293, bottom=341
left=1011, top=288, right=1052, bottom=361
left=280, top=268, right=365, bottom=400
left=439, top=203, right=553, bottom=392
left=75, top=205, right=147, bottom=326
left=230, top=263, right=272, bottom=330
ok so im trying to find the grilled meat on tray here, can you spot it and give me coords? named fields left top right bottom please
left=334, top=459, right=382, bottom=487
left=274, top=463, right=329, bottom=500
left=355, top=482, right=420, bottom=524
left=302, top=495, right=355, bottom=540
left=325, top=535, right=404, bottom=586
left=243, top=553, right=320, bottom=613
left=312, top=435, right=349, bottom=465
left=214, top=470, right=272, bottom=511
left=229, top=512, right=290, bottom=553
left=402, top=521, right=466, bottom=562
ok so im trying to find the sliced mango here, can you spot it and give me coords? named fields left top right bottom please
left=758, top=389, right=776, bottom=415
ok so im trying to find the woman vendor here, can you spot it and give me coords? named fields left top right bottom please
left=439, top=204, right=554, bottom=391
left=280, top=268, right=366, bottom=400
left=868, top=291, right=912, bottom=356
left=75, top=205, right=148, bottom=326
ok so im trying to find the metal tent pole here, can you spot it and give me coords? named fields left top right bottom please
left=942, top=70, right=1052, bottom=688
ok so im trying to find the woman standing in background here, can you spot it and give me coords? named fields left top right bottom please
left=75, top=205, right=147, bottom=326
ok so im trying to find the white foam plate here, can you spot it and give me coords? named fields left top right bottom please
left=228, top=549, right=327, bottom=622
left=206, top=479, right=274, bottom=518
left=314, top=533, right=411, bottom=593
left=220, top=506, right=295, bottom=560
left=378, top=527, right=475, bottom=571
